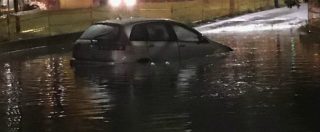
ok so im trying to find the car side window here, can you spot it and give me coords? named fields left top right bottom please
left=130, top=24, right=148, bottom=41
left=146, top=23, right=171, bottom=41
left=172, top=24, right=199, bottom=42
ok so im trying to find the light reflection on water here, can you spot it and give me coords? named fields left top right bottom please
left=1, top=63, right=22, bottom=132
left=0, top=28, right=320, bottom=132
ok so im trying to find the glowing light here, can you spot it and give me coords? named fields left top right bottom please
left=124, top=0, right=136, bottom=7
left=109, top=0, right=121, bottom=8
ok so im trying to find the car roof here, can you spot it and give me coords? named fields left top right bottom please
left=95, top=17, right=178, bottom=26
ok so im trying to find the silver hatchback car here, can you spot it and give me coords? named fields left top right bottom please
left=72, top=18, right=232, bottom=63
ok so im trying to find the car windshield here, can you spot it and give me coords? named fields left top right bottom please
left=80, top=24, right=119, bottom=40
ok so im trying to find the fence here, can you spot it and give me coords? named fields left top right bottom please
left=0, top=7, right=112, bottom=42
left=0, top=0, right=285, bottom=43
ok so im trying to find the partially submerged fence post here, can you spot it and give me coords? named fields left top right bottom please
left=13, top=0, right=20, bottom=33
left=90, top=2, right=93, bottom=24
left=47, top=11, right=51, bottom=36
left=274, top=0, right=280, bottom=8
left=230, top=0, right=235, bottom=14
left=6, top=0, right=11, bottom=41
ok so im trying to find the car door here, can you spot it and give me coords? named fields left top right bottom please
left=145, top=22, right=179, bottom=62
left=129, top=23, right=151, bottom=62
left=171, top=23, right=215, bottom=59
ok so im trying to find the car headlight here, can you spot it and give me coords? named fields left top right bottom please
left=109, top=0, right=121, bottom=8
left=124, top=0, right=136, bottom=7
left=109, top=0, right=136, bottom=8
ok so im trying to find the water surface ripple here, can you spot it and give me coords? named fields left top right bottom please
left=0, top=29, right=320, bottom=132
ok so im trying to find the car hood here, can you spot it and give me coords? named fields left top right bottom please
left=208, top=39, right=233, bottom=52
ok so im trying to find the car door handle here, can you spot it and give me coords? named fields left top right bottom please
left=179, top=44, right=186, bottom=47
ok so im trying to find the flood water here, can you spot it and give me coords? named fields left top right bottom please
left=0, top=28, right=320, bottom=132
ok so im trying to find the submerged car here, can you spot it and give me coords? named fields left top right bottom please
left=72, top=18, right=232, bottom=63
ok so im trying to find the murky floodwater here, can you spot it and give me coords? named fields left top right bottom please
left=0, top=28, right=320, bottom=132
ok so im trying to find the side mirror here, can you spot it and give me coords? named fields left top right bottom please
left=198, top=36, right=209, bottom=43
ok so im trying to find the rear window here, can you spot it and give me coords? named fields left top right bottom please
left=80, top=24, right=120, bottom=40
